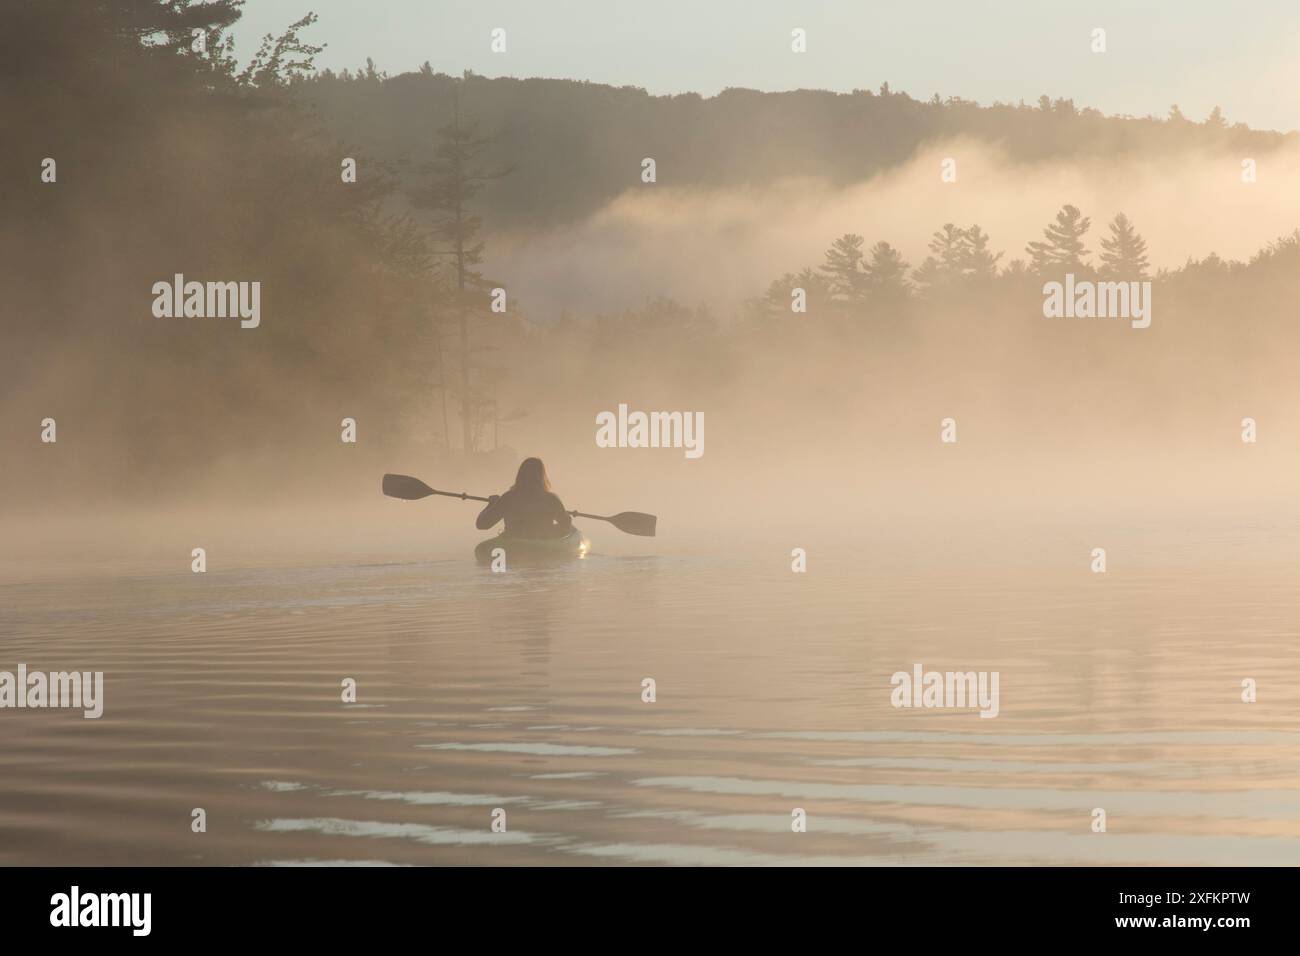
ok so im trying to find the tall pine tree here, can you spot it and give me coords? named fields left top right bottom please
left=912, top=223, right=968, bottom=294
left=864, top=241, right=911, bottom=298
left=1098, top=213, right=1150, bottom=279
left=961, top=225, right=1002, bottom=282
left=415, top=88, right=511, bottom=453
left=820, top=234, right=868, bottom=303
left=1026, top=204, right=1092, bottom=276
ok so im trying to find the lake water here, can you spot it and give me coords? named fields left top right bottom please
left=3, top=528, right=1300, bottom=866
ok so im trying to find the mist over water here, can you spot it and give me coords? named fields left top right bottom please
left=9, top=130, right=1300, bottom=540
left=495, top=139, right=1300, bottom=315
left=5, top=2, right=1300, bottom=868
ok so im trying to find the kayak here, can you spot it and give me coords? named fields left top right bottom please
left=474, top=527, right=591, bottom=565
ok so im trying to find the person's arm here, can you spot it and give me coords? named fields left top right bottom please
left=476, top=494, right=505, bottom=530
left=551, top=494, right=574, bottom=532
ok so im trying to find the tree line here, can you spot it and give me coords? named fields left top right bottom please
left=7, top=1, right=1300, bottom=502
left=754, top=205, right=1165, bottom=318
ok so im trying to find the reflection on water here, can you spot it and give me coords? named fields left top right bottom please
left=2, top=549, right=1299, bottom=866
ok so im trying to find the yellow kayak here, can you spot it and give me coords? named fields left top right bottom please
left=474, top=527, right=590, bottom=564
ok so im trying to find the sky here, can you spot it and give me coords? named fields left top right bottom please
left=231, top=0, right=1300, bottom=132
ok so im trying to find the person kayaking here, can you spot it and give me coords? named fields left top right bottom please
left=475, top=457, right=575, bottom=539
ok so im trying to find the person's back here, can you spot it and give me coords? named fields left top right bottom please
left=476, top=458, right=573, bottom=539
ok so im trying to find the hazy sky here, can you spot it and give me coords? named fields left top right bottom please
left=232, top=0, right=1300, bottom=132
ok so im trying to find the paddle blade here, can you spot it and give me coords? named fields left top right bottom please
left=608, top=511, right=657, bottom=537
left=382, top=473, right=436, bottom=500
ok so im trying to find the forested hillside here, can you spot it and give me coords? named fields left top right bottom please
left=5, top=1, right=1300, bottom=509
left=298, top=66, right=1290, bottom=230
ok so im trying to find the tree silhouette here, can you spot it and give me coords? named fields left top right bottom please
left=820, top=234, right=868, bottom=303
left=1026, top=204, right=1092, bottom=276
left=913, top=223, right=968, bottom=295
left=759, top=268, right=834, bottom=317
left=864, top=241, right=911, bottom=298
left=962, top=225, right=1002, bottom=282
left=1098, top=213, right=1150, bottom=279
left=236, top=13, right=323, bottom=88
left=1, top=0, right=442, bottom=492
left=913, top=224, right=1002, bottom=296
left=414, top=87, right=512, bottom=453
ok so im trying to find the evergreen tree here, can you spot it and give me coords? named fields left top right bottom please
left=961, top=225, right=1002, bottom=281
left=1026, top=204, right=1092, bottom=275
left=864, top=241, right=911, bottom=297
left=1098, top=213, right=1150, bottom=279
left=234, top=13, right=323, bottom=88
left=819, top=234, right=868, bottom=302
left=757, top=269, right=833, bottom=318
left=913, top=223, right=967, bottom=294
left=795, top=267, right=835, bottom=313
left=415, top=88, right=511, bottom=453
left=1, top=1, right=437, bottom=488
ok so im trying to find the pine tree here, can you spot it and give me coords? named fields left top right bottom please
left=235, top=13, right=323, bottom=88
left=415, top=88, right=512, bottom=453
left=819, top=234, right=868, bottom=302
left=961, top=225, right=1002, bottom=281
left=1098, top=213, right=1150, bottom=279
left=1026, top=204, right=1092, bottom=276
left=912, top=223, right=967, bottom=294
left=759, top=268, right=833, bottom=317
left=794, top=266, right=835, bottom=314
left=864, top=241, right=911, bottom=297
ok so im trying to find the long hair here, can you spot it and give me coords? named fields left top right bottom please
left=511, top=457, right=551, bottom=493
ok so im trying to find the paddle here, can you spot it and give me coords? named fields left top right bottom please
left=382, top=473, right=657, bottom=537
